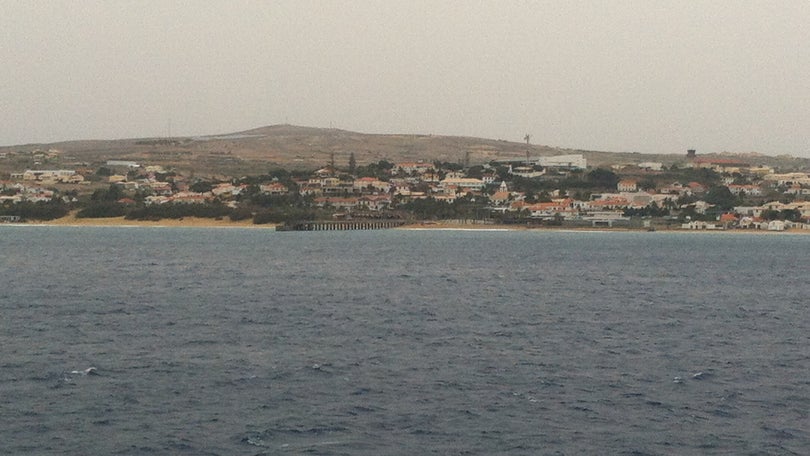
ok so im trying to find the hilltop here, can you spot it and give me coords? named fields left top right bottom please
left=2, top=124, right=808, bottom=176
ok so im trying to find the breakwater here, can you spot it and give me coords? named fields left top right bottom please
left=276, top=219, right=406, bottom=231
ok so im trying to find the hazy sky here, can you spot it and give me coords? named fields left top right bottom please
left=2, top=1, right=809, bottom=156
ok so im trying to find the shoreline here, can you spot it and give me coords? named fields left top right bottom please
left=21, top=211, right=273, bottom=229
left=6, top=215, right=808, bottom=235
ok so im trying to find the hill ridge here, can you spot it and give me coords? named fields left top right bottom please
left=2, top=124, right=807, bottom=176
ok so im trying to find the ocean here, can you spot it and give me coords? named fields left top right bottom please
left=1, top=227, right=808, bottom=455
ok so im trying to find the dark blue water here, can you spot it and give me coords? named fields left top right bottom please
left=1, top=227, right=808, bottom=455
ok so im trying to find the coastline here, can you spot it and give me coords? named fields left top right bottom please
left=5, top=213, right=808, bottom=234
left=396, top=223, right=809, bottom=234
left=23, top=211, right=273, bottom=229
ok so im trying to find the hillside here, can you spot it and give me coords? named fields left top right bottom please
left=2, top=125, right=808, bottom=176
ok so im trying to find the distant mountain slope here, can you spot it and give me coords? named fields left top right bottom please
left=2, top=125, right=807, bottom=175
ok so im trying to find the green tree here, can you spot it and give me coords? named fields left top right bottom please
left=704, top=186, right=737, bottom=210
left=465, top=165, right=484, bottom=179
left=638, top=178, right=657, bottom=191
left=780, top=209, right=802, bottom=222
left=190, top=180, right=214, bottom=193
left=586, top=168, right=619, bottom=189
left=348, top=152, right=357, bottom=175
left=355, top=160, right=394, bottom=180
left=90, top=184, right=124, bottom=202
left=760, top=209, right=779, bottom=221
left=76, top=202, right=127, bottom=218
left=0, top=200, right=69, bottom=221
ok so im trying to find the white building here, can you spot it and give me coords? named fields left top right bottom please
left=535, top=154, right=587, bottom=170
left=637, top=162, right=663, bottom=171
left=106, top=160, right=140, bottom=168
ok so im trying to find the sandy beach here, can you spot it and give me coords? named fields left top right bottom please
left=28, top=211, right=273, bottom=228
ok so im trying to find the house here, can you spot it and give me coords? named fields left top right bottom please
left=691, top=158, right=750, bottom=173
left=692, top=201, right=713, bottom=214
left=392, top=162, right=435, bottom=175
left=26, top=192, right=55, bottom=203
left=739, top=216, right=757, bottom=229
left=358, top=195, right=392, bottom=211
left=211, top=183, right=248, bottom=197
left=433, top=194, right=457, bottom=203
left=733, top=206, right=763, bottom=218
left=315, top=177, right=352, bottom=195
left=728, top=184, right=763, bottom=196
left=353, top=177, right=391, bottom=194
left=171, top=192, right=209, bottom=204
left=420, top=171, right=442, bottom=182
left=259, top=182, right=289, bottom=195
left=763, top=172, right=810, bottom=186
left=439, top=177, right=485, bottom=191
left=768, top=220, right=786, bottom=231
left=719, top=213, right=738, bottom=228
left=783, top=185, right=810, bottom=196
left=617, top=179, right=638, bottom=192
left=0, top=195, right=23, bottom=204
left=298, top=181, right=323, bottom=196
left=21, top=169, right=82, bottom=183
left=761, top=201, right=789, bottom=212
left=393, top=184, right=413, bottom=196
left=313, top=167, right=335, bottom=178
left=687, top=182, right=706, bottom=194
left=481, top=173, right=496, bottom=184
left=681, top=221, right=720, bottom=230
left=521, top=198, right=575, bottom=219
left=313, top=196, right=360, bottom=210
left=144, top=165, right=166, bottom=173
left=489, top=191, right=511, bottom=205
left=661, top=182, right=687, bottom=196
left=637, top=162, right=663, bottom=171
left=149, top=182, right=173, bottom=195
left=145, top=195, right=171, bottom=205
left=589, top=196, right=631, bottom=210
left=747, top=165, right=774, bottom=176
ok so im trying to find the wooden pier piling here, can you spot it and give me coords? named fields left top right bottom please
left=276, top=220, right=406, bottom=231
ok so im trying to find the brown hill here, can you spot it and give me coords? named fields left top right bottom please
left=2, top=125, right=808, bottom=176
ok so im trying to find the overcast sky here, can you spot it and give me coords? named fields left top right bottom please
left=2, top=1, right=808, bottom=156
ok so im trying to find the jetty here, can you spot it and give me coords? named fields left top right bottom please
left=276, top=219, right=407, bottom=231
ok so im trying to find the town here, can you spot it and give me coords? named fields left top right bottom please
left=2, top=146, right=810, bottom=232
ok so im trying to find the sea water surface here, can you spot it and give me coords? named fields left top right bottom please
left=1, top=227, right=808, bottom=455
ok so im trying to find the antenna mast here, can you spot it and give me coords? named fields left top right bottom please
left=524, top=134, right=531, bottom=166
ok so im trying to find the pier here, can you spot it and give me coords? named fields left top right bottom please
left=276, top=219, right=406, bottom=231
